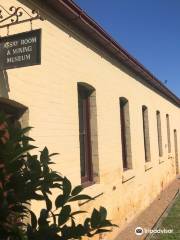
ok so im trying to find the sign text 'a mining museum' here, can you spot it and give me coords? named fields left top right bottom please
left=0, top=29, right=41, bottom=70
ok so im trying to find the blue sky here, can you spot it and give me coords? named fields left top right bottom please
left=74, top=0, right=180, bottom=97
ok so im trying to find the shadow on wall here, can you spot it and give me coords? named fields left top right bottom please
left=0, top=70, right=9, bottom=98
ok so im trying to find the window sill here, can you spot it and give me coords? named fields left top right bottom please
left=145, top=161, right=153, bottom=171
left=159, top=158, right=165, bottom=164
left=122, top=169, right=135, bottom=183
left=168, top=153, right=173, bottom=159
left=81, top=180, right=95, bottom=188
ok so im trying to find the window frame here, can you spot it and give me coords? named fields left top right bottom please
left=156, top=111, right=163, bottom=157
left=142, top=105, right=151, bottom=162
left=119, top=97, right=132, bottom=171
left=78, top=84, right=94, bottom=185
left=166, top=114, right=171, bottom=153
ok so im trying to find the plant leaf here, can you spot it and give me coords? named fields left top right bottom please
left=91, top=209, right=101, bottom=228
left=55, top=195, right=67, bottom=208
left=58, top=205, right=71, bottom=226
left=99, top=206, right=107, bottom=221
left=71, top=185, right=83, bottom=196
left=63, top=177, right=72, bottom=198
left=29, top=210, right=37, bottom=230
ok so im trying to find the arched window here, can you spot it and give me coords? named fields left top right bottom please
left=166, top=114, right=171, bottom=153
left=142, top=106, right=151, bottom=162
left=156, top=111, right=163, bottom=157
left=119, top=97, right=132, bottom=170
left=77, top=83, right=99, bottom=185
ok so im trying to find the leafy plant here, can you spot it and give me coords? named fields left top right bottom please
left=0, top=112, right=117, bottom=239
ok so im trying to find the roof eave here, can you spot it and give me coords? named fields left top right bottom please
left=45, top=0, right=180, bottom=107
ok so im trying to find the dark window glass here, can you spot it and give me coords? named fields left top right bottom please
left=120, top=100, right=127, bottom=169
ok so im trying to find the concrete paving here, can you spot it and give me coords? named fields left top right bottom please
left=115, top=177, right=180, bottom=240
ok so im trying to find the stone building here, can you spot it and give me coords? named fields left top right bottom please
left=0, top=0, right=179, bottom=239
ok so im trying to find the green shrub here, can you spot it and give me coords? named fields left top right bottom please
left=0, top=113, right=117, bottom=240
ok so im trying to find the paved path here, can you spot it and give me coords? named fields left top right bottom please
left=115, top=177, right=180, bottom=240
